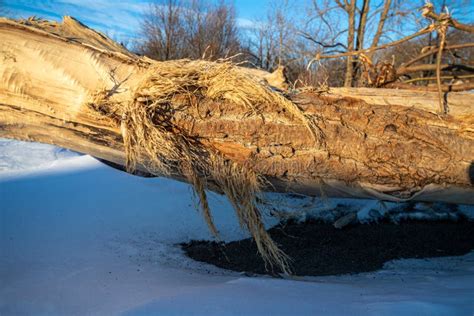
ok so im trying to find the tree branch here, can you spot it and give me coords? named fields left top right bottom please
left=422, top=4, right=474, bottom=34
left=397, top=64, right=474, bottom=76
left=313, top=26, right=432, bottom=61
left=401, top=43, right=474, bottom=68
left=298, top=31, right=348, bottom=50
left=367, top=0, right=392, bottom=59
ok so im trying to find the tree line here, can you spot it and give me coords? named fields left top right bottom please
left=137, top=0, right=473, bottom=88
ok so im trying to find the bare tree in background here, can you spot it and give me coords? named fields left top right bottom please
left=137, top=0, right=473, bottom=88
left=296, top=0, right=402, bottom=87
left=331, top=0, right=395, bottom=86
left=184, top=0, right=240, bottom=59
left=248, top=0, right=351, bottom=86
left=250, top=1, right=288, bottom=71
left=302, top=0, right=473, bottom=87
left=138, top=0, right=241, bottom=61
left=247, top=0, right=321, bottom=85
left=138, top=0, right=185, bottom=60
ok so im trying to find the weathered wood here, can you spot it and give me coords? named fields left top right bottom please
left=325, top=87, right=474, bottom=119
left=1, top=17, right=473, bottom=204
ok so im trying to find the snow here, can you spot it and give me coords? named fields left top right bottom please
left=1, top=139, right=474, bottom=315
left=0, top=138, right=79, bottom=172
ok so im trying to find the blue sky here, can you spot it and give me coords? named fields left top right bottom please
left=2, top=0, right=275, bottom=42
left=3, top=0, right=473, bottom=45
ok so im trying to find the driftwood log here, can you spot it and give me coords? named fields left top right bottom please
left=1, top=17, right=473, bottom=205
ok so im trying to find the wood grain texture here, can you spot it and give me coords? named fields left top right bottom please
left=1, top=17, right=473, bottom=204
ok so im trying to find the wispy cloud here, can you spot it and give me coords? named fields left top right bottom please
left=236, top=17, right=257, bottom=29
left=3, top=1, right=267, bottom=43
left=3, top=0, right=152, bottom=42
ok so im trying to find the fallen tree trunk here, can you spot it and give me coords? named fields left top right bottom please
left=3, top=17, right=474, bottom=272
left=1, top=17, right=473, bottom=205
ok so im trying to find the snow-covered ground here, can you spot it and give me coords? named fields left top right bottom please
left=1, top=139, right=473, bottom=315
left=0, top=139, right=79, bottom=172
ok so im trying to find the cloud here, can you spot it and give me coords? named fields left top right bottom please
left=236, top=17, right=257, bottom=29
left=3, top=1, right=265, bottom=43
left=4, top=0, right=152, bottom=42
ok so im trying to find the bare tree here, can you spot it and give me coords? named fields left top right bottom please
left=366, top=0, right=392, bottom=59
left=138, top=0, right=185, bottom=60
left=138, top=0, right=241, bottom=61
left=250, top=4, right=280, bottom=70
left=185, top=0, right=240, bottom=59
left=248, top=1, right=302, bottom=71
left=137, top=0, right=472, bottom=89
left=300, top=0, right=400, bottom=87
left=343, top=0, right=357, bottom=86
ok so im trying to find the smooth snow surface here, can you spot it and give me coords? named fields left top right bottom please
left=0, top=139, right=80, bottom=171
left=1, top=140, right=473, bottom=315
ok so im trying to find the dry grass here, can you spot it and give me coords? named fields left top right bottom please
left=89, top=59, right=315, bottom=274
left=209, top=155, right=290, bottom=273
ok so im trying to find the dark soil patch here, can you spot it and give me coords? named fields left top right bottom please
left=181, top=219, right=474, bottom=276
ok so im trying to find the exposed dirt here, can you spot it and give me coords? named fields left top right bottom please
left=181, top=219, right=474, bottom=276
